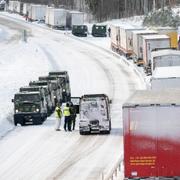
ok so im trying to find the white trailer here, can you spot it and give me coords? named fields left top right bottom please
left=8, top=0, right=14, bottom=11
left=23, top=3, right=31, bottom=16
left=142, top=34, right=170, bottom=66
left=67, top=11, right=84, bottom=28
left=29, top=4, right=46, bottom=21
left=110, top=24, right=120, bottom=52
left=151, top=49, right=180, bottom=71
left=119, top=25, right=143, bottom=56
left=79, top=94, right=111, bottom=135
left=151, top=66, right=180, bottom=90
left=132, top=30, right=157, bottom=60
left=46, top=8, right=67, bottom=28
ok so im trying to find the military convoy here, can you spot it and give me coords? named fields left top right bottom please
left=12, top=71, right=71, bottom=126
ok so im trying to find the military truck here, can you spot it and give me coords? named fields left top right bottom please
left=49, top=71, right=71, bottom=102
left=39, top=76, right=62, bottom=105
left=92, top=24, right=107, bottom=37
left=12, top=91, right=48, bottom=126
left=29, top=80, right=56, bottom=111
left=79, top=94, right=111, bottom=135
left=72, top=25, right=88, bottom=37
left=19, top=86, right=53, bottom=115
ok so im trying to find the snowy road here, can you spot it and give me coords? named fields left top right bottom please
left=0, top=13, right=144, bottom=180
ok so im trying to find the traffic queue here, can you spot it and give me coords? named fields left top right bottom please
left=12, top=71, right=71, bottom=126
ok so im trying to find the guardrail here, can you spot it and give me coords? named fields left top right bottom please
left=100, top=156, right=124, bottom=180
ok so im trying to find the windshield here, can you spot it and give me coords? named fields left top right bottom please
left=15, top=94, right=40, bottom=102
left=15, top=103, right=40, bottom=113
left=80, top=99, right=107, bottom=120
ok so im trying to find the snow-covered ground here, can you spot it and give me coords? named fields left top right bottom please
left=0, top=12, right=145, bottom=180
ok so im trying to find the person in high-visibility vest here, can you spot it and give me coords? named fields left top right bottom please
left=55, top=103, right=62, bottom=131
left=63, top=103, right=71, bottom=131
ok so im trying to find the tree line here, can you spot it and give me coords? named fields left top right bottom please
left=20, top=0, right=180, bottom=21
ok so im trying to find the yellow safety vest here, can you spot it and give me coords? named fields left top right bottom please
left=63, top=106, right=70, bottom=116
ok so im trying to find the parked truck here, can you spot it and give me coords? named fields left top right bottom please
left=72, top=25, right=88, bottom=37
left=12, top=91, right=48, bottom=126
left=151, top=66, right=180, bottom=90
left=29, top=80, right=55, bottom=111
left=151, top=49, right=180, bottom=72
left=142, top=34, right=170, bottom=73
left=45, top=8, right=67, bottom=29
left=19, top=85, right=53, bottom=115
left=38, top=76, right=62, bottom=105
left=92, top=24, right=107, bottom=37
left=67, top=11, right=84, bottom=29
left=79, top=94, right=111, bottom=135
left=123, top=89, right=180, bottom=179
left=110, top=24, right=120, bottom=52
left=132, top=29, right=157, bottom=66
left=49, top=71, right=71, bottom=102
left=28, top=4, right=46, bottom=21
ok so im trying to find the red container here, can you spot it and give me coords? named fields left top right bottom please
left=123, top=90, right=180, bottom=178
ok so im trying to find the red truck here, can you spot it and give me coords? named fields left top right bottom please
left=123, top=89, right=180, bottom=179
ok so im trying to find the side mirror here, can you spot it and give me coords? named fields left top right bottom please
left=12, top=99, right=14, bottom=103
left=109, top=99, right=112, bottom=104
left=41, top=97, right=44, bottom=101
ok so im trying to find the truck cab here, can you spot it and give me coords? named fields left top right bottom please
left=79, top=94, right=111, bottom=135
left=92, top=24, right=107, bottom=37
left=49, top=71, right=71, bottom=102
left=12, top=91, right=47, bottom=126
left=72, top=25, right=88, bottom=37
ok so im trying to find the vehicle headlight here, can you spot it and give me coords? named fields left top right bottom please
left=15, top=109, right=19, bottom=113
left=36, top=108, right=40, bottom=112
left=54, top=95, right=56, bottom=98
left=63, top=89, right=66, bottom=92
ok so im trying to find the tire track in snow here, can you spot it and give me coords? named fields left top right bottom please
left=37, top=44, right=60, bottom=71
left=47, top=135, right=107, bottom=180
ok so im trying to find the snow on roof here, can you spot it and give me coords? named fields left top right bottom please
left=142, top=34, right=169, bottom=40
left=152, top=66, right=180, bottom=79
left=70, top=11, right=84, bottom=14
left=151, top=49, right=180, bottom=58
left=132, top=29, right=157, bottom=35
left=123, top=89, right=180, bottom=106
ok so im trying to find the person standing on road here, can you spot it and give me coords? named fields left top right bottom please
left=55, top=103, right=62, bottom=131
left=70, top=102, right=76, bottom=131
left=63, top=103, right=71, bottom=131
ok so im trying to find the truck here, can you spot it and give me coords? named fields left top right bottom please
left=45, top=8, right=67, bottom=29
left=49, top=71, right=71, bottom=102
left=67, top=11, right=84, bottom=29
left=19, top=85, right=53, bottom=115
left=123, top=89, right=180, bottom=179
left=29, top=80, right=55, bottom=111
left=110, top=24, right=120, bottom=52
left=23, top=3, right=31, bottom=16
left=72, top=25, right=88, bottom=37
left=79, top=94, right=111, bottom=135
left=28, top=4, right=46, bottom=21
left=151, top=27, right=178, bottom=49
left=12, top=91, right=48, bottom=126
left=132, top=29, right=158, bottom=66
left=142, top=34, right=170, bottom=73
left=38, top=76, right=62, bottom=105
left=92, top=24, right=107, bottom=37
left=151, top=49, right=180, bottom=72
left=151, top=66, right=180, bottom=90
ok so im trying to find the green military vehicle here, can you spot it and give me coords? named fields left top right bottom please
left=29, top=80, right=56, bottom=111
left=72, top=25, right=88, bottom=37
left=92, top=24, right=107, bottom=37
left=39, top=76, right=62, bottom=105
left=12, top=91, right=48, bottom=126
left=19, top=86, right=53, bottom=115
left=49, top=71, right=71, bottom=102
